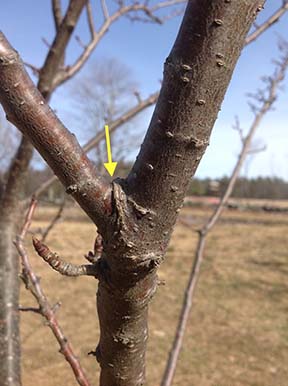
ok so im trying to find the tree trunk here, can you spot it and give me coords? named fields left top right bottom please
left=0, top=220, right=21, bottom=386
left=0, top=136, right=33, bottom=386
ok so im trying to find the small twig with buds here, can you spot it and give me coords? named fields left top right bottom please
left=33, top=237, right=100, bottom=277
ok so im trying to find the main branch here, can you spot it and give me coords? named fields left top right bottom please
left=0, top=33, right=111, bottom=232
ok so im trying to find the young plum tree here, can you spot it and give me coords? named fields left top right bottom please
left=0, top=1, right=269, bottom=385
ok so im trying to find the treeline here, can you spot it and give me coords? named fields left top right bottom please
left=1, top=165, right=288, bottom=202
left=188, top=176, right=288, bottom=199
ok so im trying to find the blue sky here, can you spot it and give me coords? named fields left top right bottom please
left=1, top=1, right=288, bottom=180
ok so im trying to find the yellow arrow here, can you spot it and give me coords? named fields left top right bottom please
left=103, top=124, right=118, bottom=177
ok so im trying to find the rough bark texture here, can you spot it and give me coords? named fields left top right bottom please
left=0, top=2, right=87, bottom=385
left=0, top=1, right=265, bottom=385
left=0, top=220, right=21, bottom=386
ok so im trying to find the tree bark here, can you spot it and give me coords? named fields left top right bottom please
left=0, top=2, right=87, bottom=385
left=0, top=221, right=21, bottom=386
left=0, top=1, right=265, bottom=385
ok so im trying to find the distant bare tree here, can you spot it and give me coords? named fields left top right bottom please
left=72, top=58, right=141, bottom=173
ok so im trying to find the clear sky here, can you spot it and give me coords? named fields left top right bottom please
left=1, top=1, right=287, bottom=180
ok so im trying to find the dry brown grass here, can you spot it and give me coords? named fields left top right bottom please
left=20, top=204, right=288, bottom=386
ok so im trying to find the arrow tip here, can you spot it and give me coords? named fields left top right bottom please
left=104, top=162, right=118, bottom=177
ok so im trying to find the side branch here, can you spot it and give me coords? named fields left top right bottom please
left=0, top=32, right=111, bottom=231
left=38, top=0, right=87, bottom=98
left=33, top=237, right=100, bottom=277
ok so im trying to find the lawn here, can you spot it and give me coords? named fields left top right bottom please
left=20, top=204, right=288, bottom=386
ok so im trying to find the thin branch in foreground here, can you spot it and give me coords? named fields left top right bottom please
left=161, top=44, right=288, bottom=386
left=14, top=198, right=92, bottom=386
left=33, top=237, right=100, bottom=277
left=18, top=306, right=41, bottom=314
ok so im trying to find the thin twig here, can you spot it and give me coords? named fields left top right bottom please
left=23, top=62, right=40, bottom=76
left=161, top=44, right=288, bottom=386
left=150, top=0, right=186, bottom=12
left=233, top=115, right=245, bottom=144
left=86, top=1, right=97, bottom=38
left=100, top=0, right=109, bottom=21
left=19, top=306, right=41, bottom=314
left=14, top=197, right=92, bottom=386
left=246, top=1, right=288, bottom=45
left=75, top=35, right=87, bottom=49
left=41, top=200, right=65, bottom=242
left=246, top=145, right=267, bottom=154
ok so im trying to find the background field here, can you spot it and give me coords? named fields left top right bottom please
left=20, top=203, right=288, bottom=386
